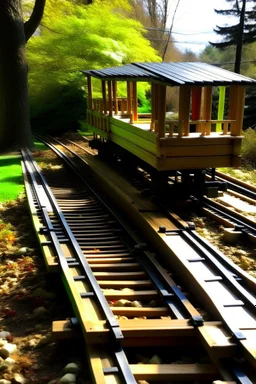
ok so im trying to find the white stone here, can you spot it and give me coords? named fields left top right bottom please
left=0, top=380, right=12, bottom=384
left=63, top=362, right=80, bottom=374
left=0, top=343, right=17, bottom=358
left=58, top=373, right=76, bottom=383
left=0, top=331, right=10, bottom=339
left=4, top=357, right=15, bottom=366
left=13, top=373, right=26, bottom=383
left=28, top=339, right=38, bottom=348
left=0, top=339, right=7, bottom=347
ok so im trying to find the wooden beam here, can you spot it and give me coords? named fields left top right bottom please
left=179, top=86, right=191, bottom=136
left=127, top=81, right=132, bottom=115
left=151, top=83, right=155, bottom=131
left=202, top=87, right=212, bottom=135
left=87, top=75, right=93, bottom=110
left=132, top=82, right=138, bottom=122
left=101, top=81, right=107, bottom=114
left=130, top=363, right=219, bottom=381
left=107, top=81, right=113, bottom=116
left=112, top=81, right=118, bottom=115
left=157, top=84, right=166, bottom=138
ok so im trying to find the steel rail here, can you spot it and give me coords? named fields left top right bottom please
left=33, top=135, right=256, bottom=371
left=202, top=196, right=256, bottom=235
left=207, top=168, right=256, bottom=200
left=21, top=148, right=138, bottom=384
left=34, top=134, right=205, bottom=326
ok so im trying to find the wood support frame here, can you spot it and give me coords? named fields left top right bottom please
left=107, top=81, right=113, bottom=116
left=101, top=81, right=107, bottom=114
left=228, top=85, right=246, bottom=136
left=127, top=81, right=132, bottom=115
left=132, top=82, right=138, bottom=122
left=179, top=86, right=191, bottom=136
left=202, top=86, right=212, bottom=135
left=157, top=84, right=167, bottom=138
left=113, top=81, right=118, bottom=115
left=87, top=75, right=93, bottom=110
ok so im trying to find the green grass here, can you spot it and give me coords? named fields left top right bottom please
left=0, top=140, right=48, bottom=203
left=0, top=155, right=24, bottom=202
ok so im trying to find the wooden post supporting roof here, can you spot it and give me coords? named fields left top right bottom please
left=151, top=83, right=156, bottom=131
left=157, top=84, right=166, bottom=138
left=229, top=85, right=246, bottom=136
left=127, top=81, right=132, bottom=115
left=154, top=84, right=159, bottom=133
left=202, top=87, right=212, bottom=135
left=113, top=81, right=118, bottom=115
left=179, top=86, right=191, bottom=136
left=101, top=80, right=107, bottom=114
left=87, top=75, right=93, bottom=110
left=132, top=82, right=138, bottom=122
left=107, top=81, right=113, bottom=116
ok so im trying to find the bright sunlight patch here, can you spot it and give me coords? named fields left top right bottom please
left=0, top=155, right=24, bottom=202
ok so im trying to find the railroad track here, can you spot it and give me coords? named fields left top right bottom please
left=22, top=138, right=256, bottom=383
left=207, top=169, right=256, bottom=200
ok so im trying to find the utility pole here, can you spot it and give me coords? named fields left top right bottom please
left=235, top=0, right=246, bottom=73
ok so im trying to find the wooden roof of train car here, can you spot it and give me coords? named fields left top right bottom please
left=83, top=62, right=256, bottom=86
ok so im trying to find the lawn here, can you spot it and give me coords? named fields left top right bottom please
left=0, top=141, right=48, bottom=202
left=0, top=155, right=24, bottom=202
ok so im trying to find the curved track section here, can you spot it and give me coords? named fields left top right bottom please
left=22, top=139, right=256, bottom=383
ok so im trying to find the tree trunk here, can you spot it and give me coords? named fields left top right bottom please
left=0, top=0, right=33, bottom=150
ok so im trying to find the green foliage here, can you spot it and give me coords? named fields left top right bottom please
left=241, top=127, right=256, bottom=167
left=26, top=0, right=160, bottom=133
left=0, top=156, right=23, bottom=202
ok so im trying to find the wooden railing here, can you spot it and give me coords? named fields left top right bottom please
left=164, top=120, right=236, bottom=137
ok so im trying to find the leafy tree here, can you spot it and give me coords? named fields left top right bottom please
left=27, top=0, right=160, bottom=133
left=0, top=0, right=46, bottom=150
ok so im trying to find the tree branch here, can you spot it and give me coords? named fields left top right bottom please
left=162, top=0, right=180, bottom=61
left=24, top=0, right=46, bottom=42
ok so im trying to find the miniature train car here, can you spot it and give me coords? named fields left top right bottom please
left=83, top=62, right=256, bottom=195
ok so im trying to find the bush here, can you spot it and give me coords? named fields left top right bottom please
left=242, top=128, right=256, bottom=167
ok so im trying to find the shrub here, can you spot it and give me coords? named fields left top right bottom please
left=242, top=128, right=256, bottom=167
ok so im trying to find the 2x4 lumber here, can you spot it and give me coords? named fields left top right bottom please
left=110, top=307, right=169, bottom=317
left=111, top=134, right=157, bottom=168
left=179, top=86, right=191, bottom=136
left=130, top=363, right=219, bottom=381
left=202, top=86, right=212, bottom=135
left=112, top=81, right=118, bottom=115
left=154, top=84, right=159, bottom=133
left=110, top=125, right=156, bottom=155
left=157, top=84, right=166, bottom=138
left=93, top=271, right=146, bottom=280
left=132, top=82, right=138, bottom=122
left=87, top=75, right=93, bottom=109
left=151, top=83, right=155, bottom=131
left=161, top=144, right=232, bottom=157
left=127, top=81, right=132, bottom=114
left=156, top=155, right=231, bottom=171
left=159, top=136, right=240, bottom=147
left=101, top=81, right=107, bottom=114
left=108, top=81, right=113, bottom=116
left=110, top=116, right=156, bottom=143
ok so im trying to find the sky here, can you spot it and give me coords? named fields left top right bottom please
left=168, top=0, right=237, bottom=53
